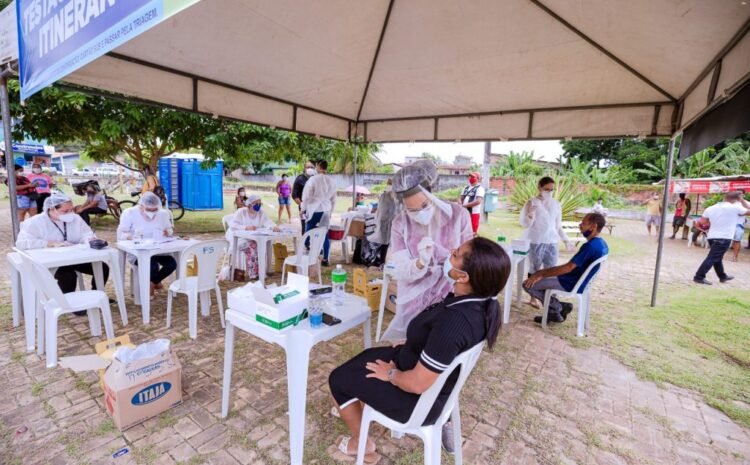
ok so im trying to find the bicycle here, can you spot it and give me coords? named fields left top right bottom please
left=118, top=191, right=185, bottom=221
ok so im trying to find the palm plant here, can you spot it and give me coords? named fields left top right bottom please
left=510, top=176, right=587, bottom=219
left=491, top=150, right=543, bottom=177
left=634, top=155, right=669, bottom=180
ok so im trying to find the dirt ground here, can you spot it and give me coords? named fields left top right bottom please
left=1, top=207, right=749, bottom=465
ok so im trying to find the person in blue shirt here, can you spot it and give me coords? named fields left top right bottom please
left=523, top=213, right=609, bottom=324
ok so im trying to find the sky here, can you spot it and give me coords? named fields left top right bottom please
left=376, top=140, right=564, bottom=165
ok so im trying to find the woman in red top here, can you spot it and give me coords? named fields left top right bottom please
left=5, top=164, right=38, bottom=221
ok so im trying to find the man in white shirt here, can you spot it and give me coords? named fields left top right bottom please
left=16, top=193, right=110, bottom=314
left=460, top=172, right=485, bottom=235
left=117, top=192, right=177, bottom=294
left=301, top=159, right=337, bottom=266
left=693, top=191, right=750, bottom=285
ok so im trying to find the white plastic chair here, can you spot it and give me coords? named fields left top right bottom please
left=15, top=250, right=115, bottom=368
left=166, top=239, right=228, bottom=339
left=328, top=216, right=353, bottom=264
left=281, top=227, right=327, bottom=285
left=7, top=253, right=23, bottom=328
left=221, top=214, right=234, bottom=232
left=356, top=341, right=486, bottom=465
left=541, top=255, right=608, bottom=337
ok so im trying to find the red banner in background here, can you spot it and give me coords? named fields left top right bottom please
left=670, top=180, right=750, bottom=194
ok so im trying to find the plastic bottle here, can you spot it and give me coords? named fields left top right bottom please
left=134, top=228, right=144, bottom=244
left=332, top=264, right=347, bottom=304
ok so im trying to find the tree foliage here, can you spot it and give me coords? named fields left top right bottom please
left=491, top=151, right=544, bottom=177
left=8, top=82, right=383, bottom=173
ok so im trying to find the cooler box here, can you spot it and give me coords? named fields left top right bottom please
left=328, top=225, right=346, bottom=241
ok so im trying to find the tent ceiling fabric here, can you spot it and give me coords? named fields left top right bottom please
left=61, top=0, right=750, bottom=143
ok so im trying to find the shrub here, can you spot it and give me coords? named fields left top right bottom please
left=509, top=176, right=587, bottom=219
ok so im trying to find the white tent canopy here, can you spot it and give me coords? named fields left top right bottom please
left=60, top=0, right=750, bottom=143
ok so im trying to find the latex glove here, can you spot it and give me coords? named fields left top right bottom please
left=245, top=225, right=257, bottom=231
left=525, top=199, right=536, bottom=214
left=417, top=237, right=435, bottom=266
left=47, top=241, right=66, bottom=248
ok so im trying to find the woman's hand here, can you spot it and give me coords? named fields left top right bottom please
left=245, top=226, right=257, bottom=231
left=365, top=359, right=396, bottom=382
left=272, top=226, right=281, bottom=232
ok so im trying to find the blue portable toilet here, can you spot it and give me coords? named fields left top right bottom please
left=158, top=154, right=224, bottom=211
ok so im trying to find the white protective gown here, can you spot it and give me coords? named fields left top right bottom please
left=16, top=212, right=96, bottom=250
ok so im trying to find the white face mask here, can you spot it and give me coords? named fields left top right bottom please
left=32, top=168, right=42, bottom=174
left=306, top=168, right=316, bottom=177
left=443, top=259, right=456, bottom=286
left=58, top=213, right=76, bottom=223
left=541, top=191, right=553, bottom=200
left=144, top=210, right=157, bottom=220
left=408, top=205, right=434, bottom=225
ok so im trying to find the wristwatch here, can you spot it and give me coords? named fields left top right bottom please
left=387, top=368, right=397, bottom=384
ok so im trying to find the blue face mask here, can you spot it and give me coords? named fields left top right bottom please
left=582, top=228, right=593, bottom=238
left=252, top=204, right=262, bottom=212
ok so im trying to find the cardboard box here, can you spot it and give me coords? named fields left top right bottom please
left=227, top=285, right=258, bottom=316
left=59, top=337, right=183, bottom=432
left=103, top=346, right=183, bottom=431
left=251, top=273, right=309, bottom=330
left=272, top=243, right=288, bottom=273
left=348, top=219, right=365, bottom=238
left=384, top=280, right=398, bottom=314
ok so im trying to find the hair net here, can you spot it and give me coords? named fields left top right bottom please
left=244, top=194, right=262, bottom=206
left=392, top=159, right=438, bottom=197
left=139, top=192, right=162, bottom=208
left=43, top=193, right=73, bottom=212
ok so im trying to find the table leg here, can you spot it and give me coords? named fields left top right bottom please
left=108, top=251, right=128, bottom=326
left=257, top=238, right=267, bottom=286
left=92, top=262, right=105, bottom=293
left=284, top=337, right=312, bottom=465
left=515, top=257, right=526, bottom=304
left=503, top=259, right=514, bottom=324
left=221, top=322, right=236, bottom=418
left=363, top=316, right=372, bottom=349
left=229, top=236, right=239, bottom=277
left=375, top=274, right=391, bottom=342
left=10, top=265, right=21, bottom=327
left=139, top=252, right=152, bottom=325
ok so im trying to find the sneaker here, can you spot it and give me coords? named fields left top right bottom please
left=442, top=421, right=455, bottom=454
left=560, top=303, right=574, bottom=320
left=719, top=276, right=734, bottom=283
left=321, top=260, right=330, bottom=267
left=693, top=278, right=712, bottom=285
left=534, top=313, right=564, bottom=324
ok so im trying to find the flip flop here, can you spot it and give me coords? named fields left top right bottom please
left=327, top=435, right=381, bottom=464
left=331, top=406, right=341, bottom=418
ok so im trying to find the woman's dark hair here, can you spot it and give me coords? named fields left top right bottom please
left=237, top=187, right=245, bottom=196
left=317, top=160, right=328, bottom=170
left=282, top=173, right=288, bottom=179
left=538, top=176, right=555, bottom=188
left=460, top=237, right=511, bottom=349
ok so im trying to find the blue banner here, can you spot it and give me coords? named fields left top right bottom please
left=17, top=0, right=168, bottom=100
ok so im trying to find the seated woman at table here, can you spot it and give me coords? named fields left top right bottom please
left=16, top=193, right=110, bottom=315
left=327, top=236, right=510, bottom=462
left=117, top=192, right=177, bottom=296
left=226, top=194, right=280, bottom=280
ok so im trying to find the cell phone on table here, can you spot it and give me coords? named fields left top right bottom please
left=322, top=313, right=342, bottom=326
left=310, top=286, right=332, bottom=295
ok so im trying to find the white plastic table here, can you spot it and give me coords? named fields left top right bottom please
left=115, top=238, right=199, bottom=325
left=221, top=293, right=372, bottom=465
left=228, top=230, right=299, bottom=285
left=9, top=245, right=127, bottom=352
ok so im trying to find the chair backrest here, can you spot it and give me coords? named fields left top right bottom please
left=401, top=341, right=485, bottom=429
left=570, top=254, right=608, bottom=294
left=331, top=215, right=353, bottom=241
left=177, top=240, right=228, bottom=291
left=13, top=249, right=70, bottom=310
left=300, top=227, right=327, bottom=259
left=221, top=214, right=233, bottom=232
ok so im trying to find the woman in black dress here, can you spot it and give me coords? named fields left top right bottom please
left=328, top=236, right=511, bottom=462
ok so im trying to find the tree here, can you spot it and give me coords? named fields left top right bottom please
left=420, top=152, right=443, bottom=165
left=9, top=82, right=319, bottom=173
left=491, top=150, right=543, bottom=177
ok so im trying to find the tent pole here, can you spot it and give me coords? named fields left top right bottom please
left=481, top=141, right=491, bottom=223
left=0, top=73, right=20, bottom=242
left=650, top=135, right=678, bottom=307
left=352, top=142, right=358, bottom=208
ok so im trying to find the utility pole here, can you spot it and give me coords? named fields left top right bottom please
left=1, top=70, right=20, bottom=241
left=481, top=141, right=491, bottom=223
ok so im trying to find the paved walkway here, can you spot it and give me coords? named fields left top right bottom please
left=1, top=209, right=749, bottom=465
